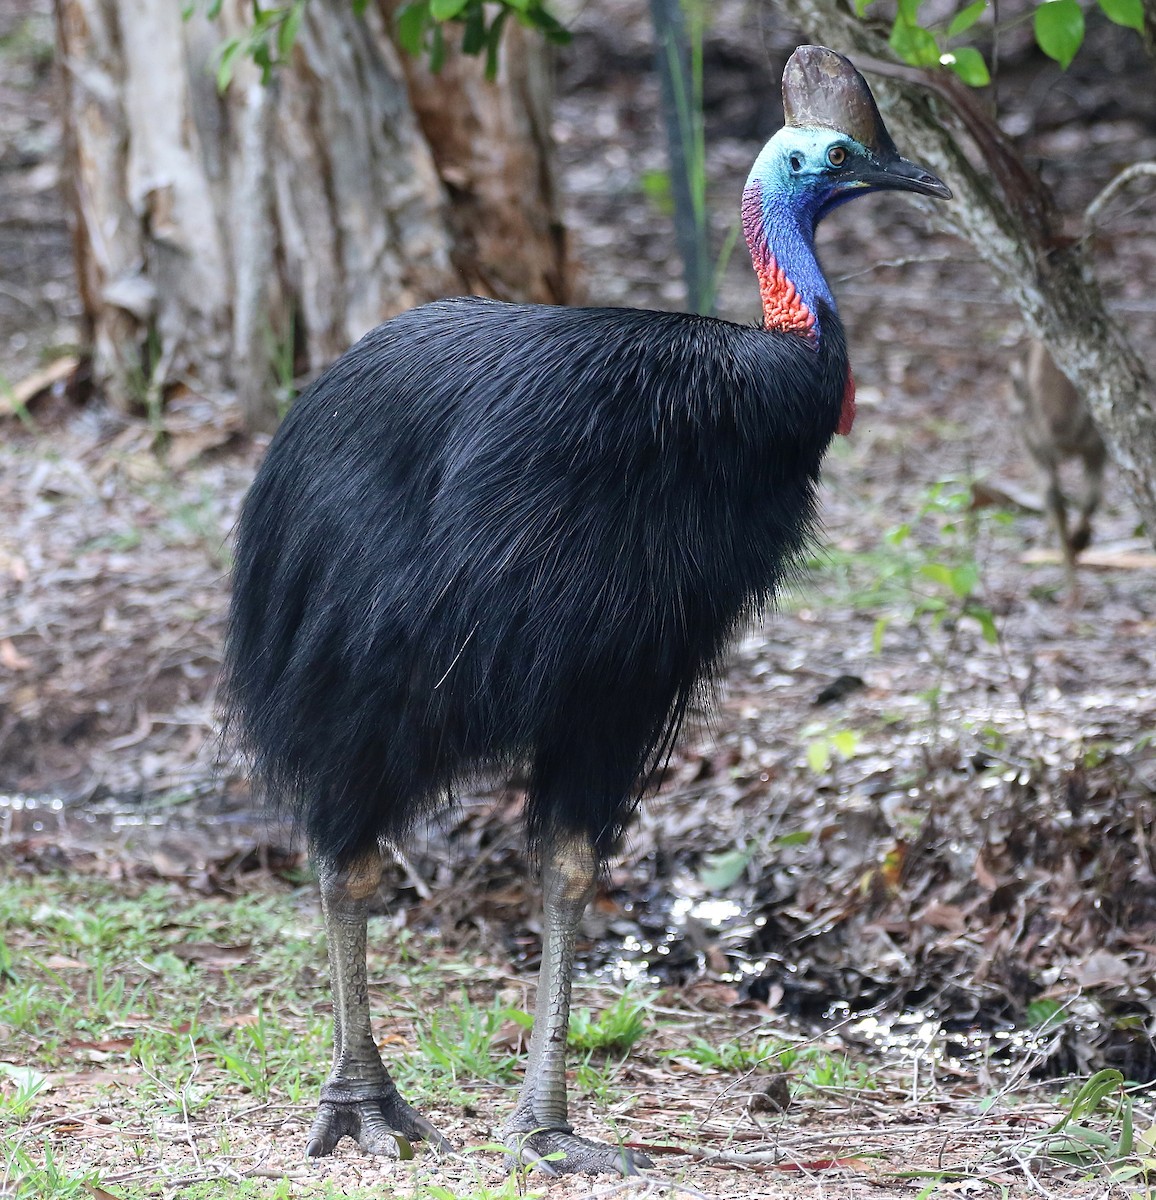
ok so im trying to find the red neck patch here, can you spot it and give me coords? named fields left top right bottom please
left=838, top=369, right=856, bottom=436
left=756, top=256, right=817, bottom=342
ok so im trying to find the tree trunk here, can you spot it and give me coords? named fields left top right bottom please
left=54, top=0, right=568, bottom=426
left=775, top=0, right=1156, bottom=547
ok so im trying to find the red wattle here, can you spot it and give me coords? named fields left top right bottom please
left=755, top=256, right=817, bottom=341
left=837, top=370, right=856, bottom=436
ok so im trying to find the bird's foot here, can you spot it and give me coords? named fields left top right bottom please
left=503, top=1118, right=653, bottom=1177
left=306, top=1084, right=452, bottom=1160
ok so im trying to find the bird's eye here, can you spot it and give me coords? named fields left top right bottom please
left=827, top=146, right=847, bottom=167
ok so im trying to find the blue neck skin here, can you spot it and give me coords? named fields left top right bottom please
left=742, top=130, right=843, bottom=338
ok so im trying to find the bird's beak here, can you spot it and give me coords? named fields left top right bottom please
left=854, top=152, right=952, bottom=200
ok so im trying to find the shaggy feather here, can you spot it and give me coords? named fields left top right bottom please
left=224, top=298, right=847, bottom=865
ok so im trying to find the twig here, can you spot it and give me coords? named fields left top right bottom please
left=833, top=253, right=955, bottom=283
left=391, top=844, right=433, bottom=900
left=574, top=1177, right=714, bottom=1200
left=1084, top=162, right=1156, bottom=231
left=178, top=1036, right=204, bottom=1172
left=0, top=281, right=37, bottom=310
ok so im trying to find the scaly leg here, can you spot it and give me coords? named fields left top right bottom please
left=502, top=834, right=653, bottom=1176
left=306, top=849, right=451, bottom=1160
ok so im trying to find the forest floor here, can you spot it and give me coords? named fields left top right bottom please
left=3, top=0, right=1156, bottom=1197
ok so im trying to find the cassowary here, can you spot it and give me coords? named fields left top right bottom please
left=223, top=46, right=950, bottom=1176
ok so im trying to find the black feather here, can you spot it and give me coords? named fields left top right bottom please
left=223, top=296, right=847, bottom=865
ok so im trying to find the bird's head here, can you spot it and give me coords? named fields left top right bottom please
left=745, top=46, right=950, bottom=244
left=742, top=46, right=950, bottom=349
left=756, top=123, right=951, bottom=224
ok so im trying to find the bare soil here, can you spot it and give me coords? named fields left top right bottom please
left=3, top=0, right=1156, bottom=1196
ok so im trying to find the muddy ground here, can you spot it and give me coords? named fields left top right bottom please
left=2, top=0, right=1156, bottom=1195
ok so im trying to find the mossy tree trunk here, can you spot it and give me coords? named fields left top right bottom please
left=54, top=0, right=568, bottom=428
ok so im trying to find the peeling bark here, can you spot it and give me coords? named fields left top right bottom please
left=54, top=0, right=567, bottom=425
left=776, top=0, right=1156, bottom=545
left=389, top=10, right=570, bottom=304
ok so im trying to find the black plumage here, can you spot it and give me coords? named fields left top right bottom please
left=225, top=297, right=848, bottom=865
left=222, top=46, right=950, bottom=1173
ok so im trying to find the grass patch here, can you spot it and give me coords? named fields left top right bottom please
left=0, top=870, right=534, bottom=1194
left=413, top=995, right=522, bottom=1098
left=568, top=987, right=648, bottom=1055
left=671, top=1033, right=874, bottom=1099
left=7, top=868, right=1146, bottom=1196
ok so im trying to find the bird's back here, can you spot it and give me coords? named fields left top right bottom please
left=224, top=296, right=848, bottom=862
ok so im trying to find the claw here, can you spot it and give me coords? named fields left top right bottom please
left=504, top=1125, right=653, bottom=1176
left=306, top=1095, right=447, bottom=1161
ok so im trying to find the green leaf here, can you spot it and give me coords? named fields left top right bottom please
left=1025, top=998, right=1065, bottom=1028
left=429, top=21, right=445, bottom=72
left=914, top=595, right=949, bottom=616
left=854, top=0, right=876, bottom=12
left=830, top=729, right=861, bottom=758
left=966, top=604, right=999, bottom=643
left=483, top=7, right=509, bottom=80
left=1050, top=1069, right=1125, bottom=1134
left=1097, top=0, right=1145, bottom=29
left=699, top=847, right=752, bottom=891
left=947, top=561, right=979, bottom=598
left=461, top=2, right=486, bottom=53
left=429, top=0, right=469, bottom=19
left=915, top=559, right=979, bottom=599
left=890, top=18, right=941, bottom=67
left=252, top=40, right=274, bottom=84
left=640, top=168, right=674, bottom=216
left=395, top=2, right=428, bottom=56
left=872, top=615, right=890, bottom=654
left=947, top=0, right=987, bottom=36
left=943, top=47, right=991, bottom=85
left=215, top=37, right=246, bottom=92
left=918, top=562, right=954, bottom=590
left=1034, top=0, right=1085, bottom=68
left=277, top=2, right=304, bottom=60
left=538, top=19, right=570, bottom=44
left=772, top=829, right=812, bottom=848
left=1115, top=1095, right=1134, bottom=1159
left=807, top=739, right=831, bottom=773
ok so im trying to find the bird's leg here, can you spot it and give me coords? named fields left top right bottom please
left=502, top=833, right=652, bottom=1176
left=306, top=848, right=451, bottom=1160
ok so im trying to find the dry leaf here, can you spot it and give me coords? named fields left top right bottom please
left=2, top=356, right=78, bottom=414
left=0, top=639, right=32, bottom=671
left=171, top=942, right=252, bottom=966
left=919, top=902, right=966, bottom=932
left=1075, top=949, right=1132, bottom=988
